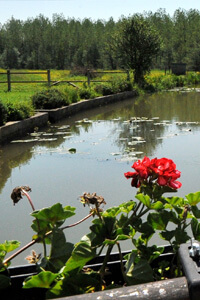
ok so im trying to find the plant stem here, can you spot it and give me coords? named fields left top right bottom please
left=99, top=244, right=113, bottom=278
left=116, top=242, right=127, bottom=283
left=21, top=188, right=35, bottom=211
left=3, top=212, right=93, bottom=265
left=133, top=201, right=142, bottom=216
left=21, top=188, right=47, bottom=257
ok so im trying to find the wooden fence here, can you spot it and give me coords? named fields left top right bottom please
left=0, top=69, right=130, bottom=91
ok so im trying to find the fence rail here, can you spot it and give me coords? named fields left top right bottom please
left=0, top=69, right=129, bottom=91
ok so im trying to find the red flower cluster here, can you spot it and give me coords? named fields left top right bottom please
left=124, top=156, right=182, bottom=189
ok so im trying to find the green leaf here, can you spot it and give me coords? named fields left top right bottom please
left=150, top=201, right=163, bottom=210
left=147, top=212, right=169, bottom=230
left=186, top=192, right=200, bottom=206
left=0, top=274, right=10, bottom=290
left=47, top=272, right=102, bottom=298
left=31, top=203, right=76, bottom=226
left=103, top=234, right=130, bottom=246
left=48, top=228, right=74, bottom=272
left=191, top=218, right=200, bottom=241
left=0, top=240, right=20, bottom=253
left=116, top=234, right=130, bottom=241
left=119, top=201, right=136, bottom=214
left=62, top=241, right=96, bottom=274
left=103, top=239, right=116, bottom=246
left=31, top=219, right=51, bottom=238
left=89, top=220, right=107, bottom=246
left=174, top=228, right=190, bottom=244
left=124, top=251, right=136, bottom=277
left=191, top=206, right=200, bottom=218
left=125, top=252, right=154, bottom=285
left=140, top=222, right=155, bottom=241
left=165, top=196, right=184, bottom=206
left=23, top=271, right=58, bottom=289
left=118, top=213, right=129, bottom=228
left=103, top=206, right=121, bottom=218
left=159, top=230, right=176, bottom=242
left=135, top=193, right=151, bottom=208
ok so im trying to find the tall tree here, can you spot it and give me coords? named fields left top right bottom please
left=117, top=14, right=161, bottom=84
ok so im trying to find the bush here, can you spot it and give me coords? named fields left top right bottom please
left=95, top=79, right=133, bottom=96
left=32, top=89, right=68, bottom=109
left=111, top=78, right=133, bottom=93
left=6, top=101, right=34, bottom=121
left=64, top=87, right=79, bottom=104
left=0, top=101, right=7, bottom=126
left=78, top=87, right=97, bottom=99
left=94, top=83, right=115, bottom=95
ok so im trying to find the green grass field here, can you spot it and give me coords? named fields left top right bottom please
left=0, top=68, right=199, bottom=108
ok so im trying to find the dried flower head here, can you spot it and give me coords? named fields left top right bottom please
left=80, top=192, right=106, bottom=208
left=11, top=186, right=31, bottom=205
left=25, top=250, right=41, bottom=264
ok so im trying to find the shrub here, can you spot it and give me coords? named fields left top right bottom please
left=6, top=101, right=34, bottom=121
left=78, top=87, right=98, bottom=99
left=0, top=101, right=7, bottom=126
left=94, top=83, right=114, bottom=96
left=32, top=89, right=68, bottom=109
left=64, top=87, right=79, bottom=104
left=111, top=78, right=133, bottom=93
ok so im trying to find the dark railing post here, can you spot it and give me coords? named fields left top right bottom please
left=47, top=69, right=51, bottom=86
left=7, top=69, right=11, bottom=92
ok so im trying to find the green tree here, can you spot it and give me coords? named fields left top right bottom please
left=146, top=9, right=174, bottom=72
left=117, top=15, right=161, bottom=83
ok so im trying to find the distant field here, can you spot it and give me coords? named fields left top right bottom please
left=0, top=69, right=131, bottom=104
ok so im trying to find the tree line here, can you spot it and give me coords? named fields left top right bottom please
left=0, top=8, right=200, bottom=71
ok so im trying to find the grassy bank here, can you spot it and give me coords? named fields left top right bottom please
left=0, top=69, right=200, bottom=125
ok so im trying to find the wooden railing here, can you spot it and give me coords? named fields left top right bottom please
left=0, top=69, right=51, bottom=91
left=0, top=69, right=130, bottom=91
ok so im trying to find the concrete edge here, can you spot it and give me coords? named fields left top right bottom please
left=0, top=91, right=137, bottom=144
left=0, top=112, right=49, bottom=144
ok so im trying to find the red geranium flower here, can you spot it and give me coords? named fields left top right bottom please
left=125, top=156, right=182, bottom=190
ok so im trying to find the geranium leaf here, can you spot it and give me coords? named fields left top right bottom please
left=48, top=228, right=74, bottom=272
left=150, top=201, right=163, bottom=210
left=191, top=218, right=200, bottom=240
left=147, top=212, right=169, bottom=230
left=126, top=258, right=154, bottom=285
left=62, top=241, right=96, bottom=274
left=0, top=240, right=20, bottom=253
left=191, top=206, right=200, bottom=218
left=23, top=271, right=58, bottom=289
left=135, top=193, right=151, bottom=208
left=31, top=203, right=75, bottom=225
left=186, top=192, right=200, bottom=206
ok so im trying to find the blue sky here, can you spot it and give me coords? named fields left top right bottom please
left=1, top=0, right=200, bottom=24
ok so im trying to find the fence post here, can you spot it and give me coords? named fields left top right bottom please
left=47, top=69, right=51, bottom=86
left=7, top=69, right=11, bottom=92
left=87, top=69, right=91, bottom=86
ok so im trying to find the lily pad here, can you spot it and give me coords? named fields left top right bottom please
left=68, top=148, right=76, bottom=153
left=30, top=132, right=42, bottom=137
left=11, top=139, right=39, bottom=143
left=38, top=138, right=58, bottom=142
left=110, top=152, right=121, bottom=156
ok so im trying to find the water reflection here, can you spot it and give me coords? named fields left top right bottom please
left=1, top=91, right=200, bottom=265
